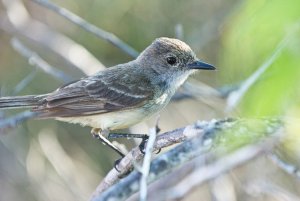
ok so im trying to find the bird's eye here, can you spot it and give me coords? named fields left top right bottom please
left=166, top=56, right=177, bottom=65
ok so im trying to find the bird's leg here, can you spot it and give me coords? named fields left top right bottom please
left=108, top=133, right=148, bottom=140
left=91, top=128, right=125, bottom=158
left=108, top=133, right=149, bottom=154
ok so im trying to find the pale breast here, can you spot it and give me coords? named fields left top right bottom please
left=56, top=108, right=144, bottom=130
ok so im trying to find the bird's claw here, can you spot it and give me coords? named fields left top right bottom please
left=139, top=136, right=149, bottom=154
left=155, top=148, right=161, bottom=154
left=114, top=158, right=123, bottom=172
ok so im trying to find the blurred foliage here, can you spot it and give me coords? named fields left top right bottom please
left=214, top=118, right=281, bottom=153
left=220, top=0, right=300, bottom=117
left=220, top=0, right=300, bottom=185
left=1, top=0, right=300, bottom=201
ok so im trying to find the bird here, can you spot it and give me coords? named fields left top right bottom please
left=0, top=37, right=215, bottom=156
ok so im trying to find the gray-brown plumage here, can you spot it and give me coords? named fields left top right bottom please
left=0, top=37, right=215, bottom=134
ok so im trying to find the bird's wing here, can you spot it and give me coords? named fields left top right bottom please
left=34, top=69, right=154, bottom=118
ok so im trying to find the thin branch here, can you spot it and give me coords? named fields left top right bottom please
left=164, top=135, right=280, bottom=200
left=226, top=34, right=290, bottom=112
left=31, top=0, right=139, bottom=58
left=268, top=153, right=300, bottom=179
left=0, top=111, right=37, bottom=134
left=12, top=70, right=37, bottom=95
left=139, top=127, right=157, bottom=201
left=1, top=0, right=105, bottom=76
left=246, top=181, right=300, bottom=201
left=11, top=38, right=73, bottom=83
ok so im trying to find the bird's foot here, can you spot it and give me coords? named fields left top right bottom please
left=114, top=158, right=123, bottom=172
left=139, top=136, right=149, bottom=154
left=91, top=128, right=125, bottom=158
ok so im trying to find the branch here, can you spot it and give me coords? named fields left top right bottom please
left=246, top=180, right=300, bottom=201
left=226, top=33, right=290, bottom=112
left=164, top=133, right=281, bottom=200
left=268, top=153, right=300, bottom=180
left=1, top=0, right=105, bottom=76
left=0, top=111, right=37, bottom=134
left=31, top=0, right=139, bottom=58
left=90, top=120, right=216, bottom=200
left=12, top=70, right=37, bottom=95
left=90, top=118, right=282, bottom=201
left=11, top=38, right=73, bottom=83
left=139, top=127, right=157, bottom=201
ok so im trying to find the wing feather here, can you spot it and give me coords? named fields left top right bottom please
left=33, top=66, right=155, bottom=118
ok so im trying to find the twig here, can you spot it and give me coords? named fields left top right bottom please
left=0, top=111, right=37, bottom=134
left=268, top=153, right=300, bottom=179
left=38, top=130, right=86, bottom=201
left=1, top=0, right=105, bottom=76
left=226, top=34, right=290, bottom=112
left=31, top=0, right=139, bottom=58
left=246, top=180, right=300, bottom=201
left=11, top=38, right=73, bottom=83
left=139, top=126, right=157, bottom=201
left=12, top=70, right=37, bottom=95
left=164, top=136, right=280, bottom=200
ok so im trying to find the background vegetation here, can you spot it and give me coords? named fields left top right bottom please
left=0, top=0, right=300, bottom=200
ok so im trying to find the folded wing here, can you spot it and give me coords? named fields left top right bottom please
left=34, top=69, right=154, bottom=118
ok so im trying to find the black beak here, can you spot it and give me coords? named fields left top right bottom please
left=187, top=60, right=216, bottom=70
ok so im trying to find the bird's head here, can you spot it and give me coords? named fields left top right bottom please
left=137, top=37, right=215, bottom=75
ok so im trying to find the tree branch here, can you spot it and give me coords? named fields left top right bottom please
left=268, top=153, right=300, bottom=180
left=11, top=38, right=73, bottom=83
left=1, top=0, right=105, bottom=76
left=90, top=118, right=282, bottom=201
left=0, top=111, right=37, bottom=134
left=31, top=0, right=139, bottom=58
left=163, top=133, right=281, bottom=200
left=226, top=33, right=290, bottom=112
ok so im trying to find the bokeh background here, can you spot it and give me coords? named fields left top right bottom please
left=0, top=0, right=300, bottom=200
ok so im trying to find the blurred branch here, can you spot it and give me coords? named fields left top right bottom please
left=163, top=133, right=281, bottom=200
left=1, top=0, right=105, bottom=76
left=12, top=70, right=37, bottom=95
left=31, top=0, right=139, bottom=58
left=90, top=118, right=282, bottom=201
left=246, top=180, right=300, bottom=201
left=173, top=81, right=221, bottom=101
left=268, top=153, right=300, bottom=180
left=226, top=34, right=290, bottom=112
left=0, top=111, right=37, bottom=134
left=38, top=130, right=86, bottom=200
left=11, top=38, right=73, bottom=83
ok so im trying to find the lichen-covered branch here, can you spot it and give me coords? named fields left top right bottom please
left=90, top=118, right=282, bottom=201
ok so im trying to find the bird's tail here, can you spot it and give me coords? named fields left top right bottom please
left=0, top=94, right=47, bottom=109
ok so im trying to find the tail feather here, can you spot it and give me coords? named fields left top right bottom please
left=0, top=94, right=47, bottom=109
